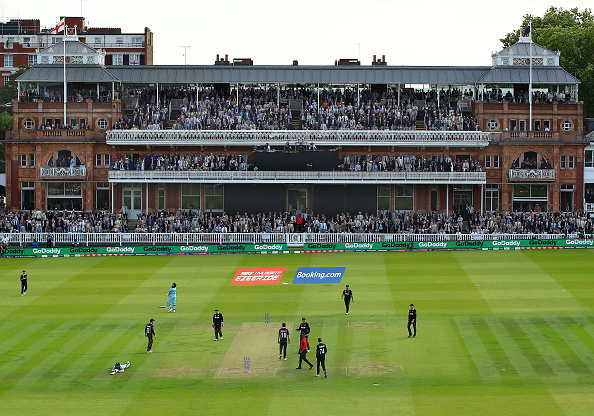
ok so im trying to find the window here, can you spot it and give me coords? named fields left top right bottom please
left=485, top=184, right=499, bottom=212
left=534, top=120, right=541, bottom=131
left=560, top=156, right=566, bottom=169
left=561, top=120, right=573, bottom=131
left=493, top=155, right=499, bottom=169
left=509, top=119, right=517, bottom=131
left=21, top=154, right=27, bottom=167
left=205, top=185, right=223, bottom=211
left=394, top=184, right=414, bottom=210
left=96, top=183, right=110, bottom=210
left=4, top=54, right=14, bottom=67
left=586, top=150, right=594, bottom=168
left=487, top=120, right=499, bottom=130
left=28, top=54, right=37, bottom=66
left=485, top=155, right=491, bottom=169
left=29, top=154, right=35, bottom=167
left=21, top=181, right=35, bottom=210
left=129, top=54, right=140, bottom=65
left=96, top=154, right=102, bottom=167
left=112, top=54, right=123, bottom=65
left=543, top=120, right=551, bottom=131
left=568, top=156, right=575, bottom=169
left=377, top=185, right=391, bottom=211
left=181, top=183, right=200, bottom=210
left=288, top=185, right=307, bottom=211
left=115, top=37, right=123, bottom=44
left=132, top=37, right=144, bottom=44
left=97, top=118, right=108, bottom=129
left=519, top=119, right=527, bottom=131
left=104, top=154, right=111, bottom=167
left=94, top=37, right=102, bottom=44
left=158, top=184, right=165, bottom=210
left=46, top=182, right=82, bottom=210
left=3, top=75, right=10, bottom=86
left=52, top=37, right=61, bottom=44
left=23, top=118, right=35, bottom=129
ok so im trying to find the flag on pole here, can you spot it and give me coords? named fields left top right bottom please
left=522, top=22, right=531, bottom=38
left=50, top=18, right=66, bottom=34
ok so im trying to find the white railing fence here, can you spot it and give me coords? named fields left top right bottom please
left=2, top=232, right=588, bottom=247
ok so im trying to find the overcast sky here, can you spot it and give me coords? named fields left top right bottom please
left=1, top=1, right=592, bottom=66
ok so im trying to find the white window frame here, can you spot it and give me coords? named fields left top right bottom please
left=96, top=153, right=102, bottom=167
left=561, top=120, right=573, bottom=131
left=560, top=155, right=566, bottom=169
left=21, top=154, right=27, bottom=167
left=115, top=37, right=124, bottom=44
left=28, top=54, right=37, bottom=66
left=129, top=54, right=140, bottom=65
left=23, top=118, right=35, bottom=129
left=29, top=154, right=35, bottom=167
left=493, top=155, right=500, bottom=169
left=112, top=54, right=123, bottom=65
left=4, top=54, right=14, bottom=67
left=586, top=150, right=594, bottom=168
left=568, top=156, right=575, bottom=169
left=94, top=37, right=102, bottom=44
left=487, top=120, right=498, bottom=131
left=104, top=154, right=111, bottom=167
left=97, top=118, right=108, bottom=129
left=485, top=155, right=492, bottom=169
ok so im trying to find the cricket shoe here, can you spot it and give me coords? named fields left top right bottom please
left=316, top=374, right=320, bottom=377
left=279, top=355, right=282, bottom=360
left=324, top=371, right=327, bottom=378
left=147, top=350, right=152, bottom=353
left=284, top=358, right=287, bottom=360
left=309, top=364, right=313, bottom=369
left=126, top=361, right=130, bottom=367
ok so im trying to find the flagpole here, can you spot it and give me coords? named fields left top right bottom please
left=529, top=21, right=532, bottom=132
left=63, top=25, right=67, bottom=127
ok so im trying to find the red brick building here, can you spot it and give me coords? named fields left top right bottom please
left=3, top=36, right=586, bottom=218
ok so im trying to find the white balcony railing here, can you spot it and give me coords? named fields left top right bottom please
left=508, top=169, right=556, bottom=180
left=106, top=130, right=490, bottom=147
left=109, top=170, right=486, bottom=184
left=39, top=166, right=87, bottom=178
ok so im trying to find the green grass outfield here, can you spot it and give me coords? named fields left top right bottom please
left=1, top=249, right=593, bottom=416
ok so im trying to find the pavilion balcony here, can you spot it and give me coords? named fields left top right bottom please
left=508, top=169, right=556, bottom=181
left=108, top=170, right=486, bottom=184
left=105, top=130, right=490, bottom=147
left=39, top=166, right=87, bottom=178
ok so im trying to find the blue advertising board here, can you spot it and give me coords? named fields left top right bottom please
left=292, top=267, right=346, bottom=284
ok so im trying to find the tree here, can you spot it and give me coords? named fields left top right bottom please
left=0, top=65, right=30, bottom=106
left=501, top=7, right=594, bottom=118
left=0, top=110, right=11, bottom=173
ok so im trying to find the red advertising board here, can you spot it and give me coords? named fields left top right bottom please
left=231, top=268, right=285, bottom=285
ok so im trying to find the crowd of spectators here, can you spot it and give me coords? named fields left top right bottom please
left=341, top=155, right=482, bottom=172
left=112, top=86, right=481, bottom=132
left=481, top=88, right=574, bottom=105
left=0, top=210, right=128, bottom=234
left=1, top=208, right=592, bottom=236
left=19, top=87, right=116, bottom=103
left=113, top=103, right=170, bottom=130
left=111, top=153, right=248, bottom=171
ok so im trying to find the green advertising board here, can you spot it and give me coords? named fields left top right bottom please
left=304, top=238, right=594, bottom=251
left=0, top=243, right=287, bottom=257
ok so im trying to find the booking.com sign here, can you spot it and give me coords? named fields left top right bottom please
left=292, top=267, right=346, bottom=284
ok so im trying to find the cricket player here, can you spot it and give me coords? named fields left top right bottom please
left=278, top=322, right=290, bottom=360
left=110, top=361, right=130, bottom=375
left=408, top=304, right=417, bottom=338
left=145, top=319, right=156, bottom=352
left=341, top=284, right=353, bottom=315
left=316, top=337, right=328, bottom=378
left=213, top=308, right=224, bottom=340
left=167, top=283, right=177, bottom=312
left=20, top=270, right=28, bottom=296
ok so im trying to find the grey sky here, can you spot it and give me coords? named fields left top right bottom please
left=2, top=1, right=592, bottom=66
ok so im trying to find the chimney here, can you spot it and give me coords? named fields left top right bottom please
left=373, top=55, right=376, bottom=63
left=225, top=54, right=228, bottom=61
left=382, top=55, right=385, bottom=62
left=216, top=54, right=219, bottom=61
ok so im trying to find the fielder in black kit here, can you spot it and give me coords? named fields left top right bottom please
left=407, top=304, right=417, bottom=338
left=278, top=322, right=290, bottom=360
left=341, top=284, right=353, bottom=315
left=296, top=317, right=310, bottom=350
left=316, top=337, right=328, bottom=378
left=213, top=308, right=224, bottom=340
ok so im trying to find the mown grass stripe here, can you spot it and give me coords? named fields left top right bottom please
left=51, top=321, right=132, bottom=385
left=0, top=323, right=49, bottom=367
left=516, top=318, right=576, bottom=381
left=485, top=318, right=538, bottom=382
left=546, top=317, right=594, bottom=376
left=0, top=320, right=82, bottom=391
left=499, top=318, right=555, bottom=377
left=455, top=317, right=501, bottom=384
left=0, top=323, right=57, bottom=380
left=473, top=317, right=519, bottom=382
